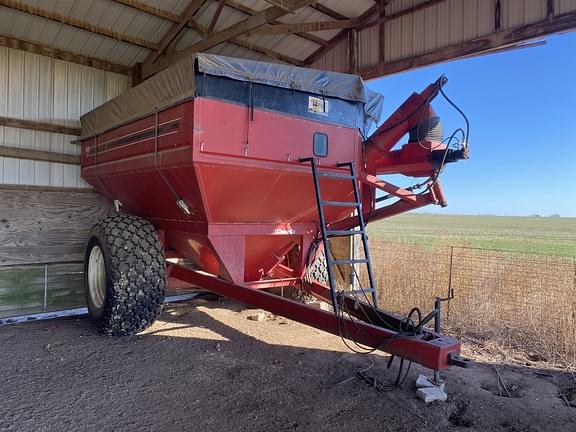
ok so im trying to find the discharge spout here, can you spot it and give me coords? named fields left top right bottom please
left=363, top=76, right=468, bottom=177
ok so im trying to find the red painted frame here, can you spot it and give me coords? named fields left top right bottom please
left=168, top=265, right=461, bottom=371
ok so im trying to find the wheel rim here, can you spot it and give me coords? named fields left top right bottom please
left=88, top=245, right=106, bottom=309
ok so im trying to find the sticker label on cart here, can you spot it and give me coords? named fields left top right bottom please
left=308, top=96, right=329, bottom=115
left=273, top=228, right=296, bottom=235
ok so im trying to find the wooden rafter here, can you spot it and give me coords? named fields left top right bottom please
left=232, top=38, right=305, bottom=65
left=262, top=0, right=296, bottom=10
left=114, top=0, right=303, bottom=68
left=304, top=3, right=378, bottom=66
left=0, top=34, right=131, bottom=75
left=249, top=19, right=358, bottom=35
left=113, top=0, right=181, bottom=22
left=0, top=0, right=157, bottom=50
left=143, top=0, right=317, bottom=77
left=144, top=0, right=208, bottom=63
left=360, top=0, right=447, bottom=29
left=309, top=3, right=349, bottom=21
left=224, top=1, right=328, bottom=46
left=207, top=0, right=227, bottom=35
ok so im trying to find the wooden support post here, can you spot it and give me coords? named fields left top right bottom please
left=547, top=0, right=555, bottom=19
left=378, top=0, right=386, bottom=73
left=348, top=29, right=357, bottom=74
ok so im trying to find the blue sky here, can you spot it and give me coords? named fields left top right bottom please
left=367, top=32, right=576, bottom=217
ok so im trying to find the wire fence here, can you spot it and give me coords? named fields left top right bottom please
left=364, top=241, right=576, bottom=365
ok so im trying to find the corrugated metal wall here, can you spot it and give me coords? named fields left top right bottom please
left=0, top=46, right=130, bottom=187
left=312, top=0, right=576, bottom=76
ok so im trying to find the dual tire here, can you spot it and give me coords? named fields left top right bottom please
left=84, top=215, right=166, bottom=336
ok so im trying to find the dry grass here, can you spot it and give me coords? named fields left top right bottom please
left=363, top=241, right=576, bottom=366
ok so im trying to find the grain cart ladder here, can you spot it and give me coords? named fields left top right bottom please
left=79, top=54, right=474, bottom=378
left=300, top=158, right=378, bottom=312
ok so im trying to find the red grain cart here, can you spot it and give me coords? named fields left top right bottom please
left=80, top=54, right=470, bottom=375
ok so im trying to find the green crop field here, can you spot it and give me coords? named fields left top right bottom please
left=366, top=213, right=576, bottom=256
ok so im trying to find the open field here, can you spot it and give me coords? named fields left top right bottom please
left=366, top=213, right=576, bottom=256
left=1, top=298, right=575, bottom=432
left=368, top=241, right=576, bottom=366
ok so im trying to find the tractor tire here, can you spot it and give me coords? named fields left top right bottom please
left=84, top=214, right=166, bottom=336
left=307, top=253, right=328, bottom=284
left=290, top=253, right=328, bottom=304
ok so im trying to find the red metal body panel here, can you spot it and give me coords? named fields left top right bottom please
left=82, top=97, right=362, bottom=283
left=81, top=79, right=462, bottom=286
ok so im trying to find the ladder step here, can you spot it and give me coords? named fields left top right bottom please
left=329, top=258, right=369, bottom=265
left=320, top=200, right=360, bottom=207
left=317, top=172, right=355, bottom=180
left=325, top=229, right=364, bottom=237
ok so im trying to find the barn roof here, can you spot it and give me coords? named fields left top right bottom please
left=0, top=0, right=575, bottom=81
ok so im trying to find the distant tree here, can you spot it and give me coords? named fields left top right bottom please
left=529, top=214, right=541, bottom=218
left=549, top=213, right=561, bottom=218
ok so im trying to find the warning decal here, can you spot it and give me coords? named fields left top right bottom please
left=308, top=96, right=329, bottom=115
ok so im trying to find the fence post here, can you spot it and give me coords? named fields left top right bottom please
left=43, top=264, right=48, bottom=310
left=446, top=246, right=454, bottom=321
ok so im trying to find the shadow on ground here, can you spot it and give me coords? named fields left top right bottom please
left=0, top=297, right=574, bottom=432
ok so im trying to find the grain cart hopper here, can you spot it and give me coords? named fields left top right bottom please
left=80, top=54, right=471, bottom=375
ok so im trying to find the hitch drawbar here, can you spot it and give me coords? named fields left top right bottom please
left=448, top=353, right=475, bottom=368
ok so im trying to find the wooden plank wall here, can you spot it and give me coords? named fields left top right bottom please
left=0, top=188, right=113, bottom=267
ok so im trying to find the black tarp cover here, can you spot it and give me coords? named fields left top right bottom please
left=81, top=53, right=383, bottom=138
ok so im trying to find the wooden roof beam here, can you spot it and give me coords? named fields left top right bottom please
left=0, top=0, right=157, bottom=50
left=112, top=0, right=181, bottom=22
left=144, top=0, right=208, bottom=63
left=0, top=33, right=131, bottom=75
left=231, top=38, right=305, bottom=65
left=262, top=0, right=297, bottom=10
left=249, top=19, right=358, bottom=35
left=309, top=3, right=350, bottom=21
left=143, top=0, right=317, bottom=77
left=225, top=1, right=328, bottom=47
left=115, top=0, right=303, bottom=71
left=361, top=0, right=447, bottom=29
left=304, top=3, right=377, bottom=66
left=206, top=0, right=227, bottom=35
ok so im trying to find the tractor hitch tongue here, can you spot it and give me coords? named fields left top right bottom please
left=79, top=54, right=472, bottom=390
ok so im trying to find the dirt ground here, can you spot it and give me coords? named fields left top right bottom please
left=0, top=297, right=575, bottom=432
